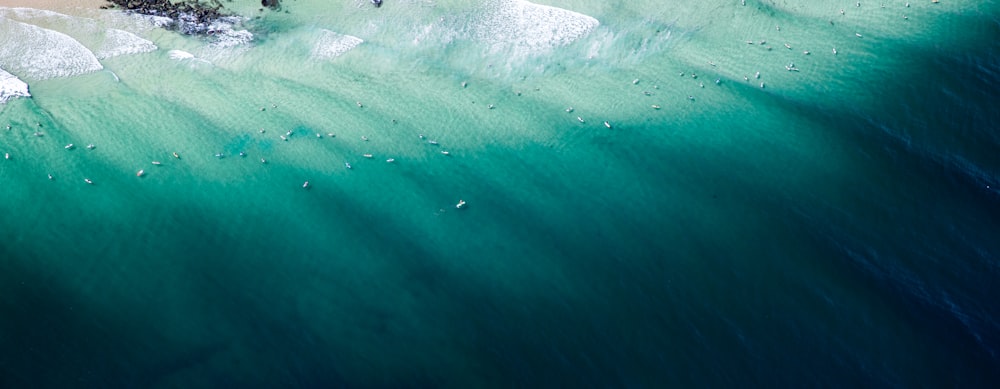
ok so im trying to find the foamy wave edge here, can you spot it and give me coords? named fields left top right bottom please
left=0, top=17, right=104, bottom=80
left=96, top=28, right=158, bottom=59
left=474, top=0, right=599, bottom=55
left=312, top=30, right=364, bottom=60
left=0, top=68, right=29, bottom=104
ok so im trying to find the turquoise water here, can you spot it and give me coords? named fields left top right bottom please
left=2, top=0, right=999, bottom=386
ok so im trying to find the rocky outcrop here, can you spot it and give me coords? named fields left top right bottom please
left=103, top=0, right=232, bottom=35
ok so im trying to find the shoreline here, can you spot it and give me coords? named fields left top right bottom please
left=0, top=0, right=108, bottom=13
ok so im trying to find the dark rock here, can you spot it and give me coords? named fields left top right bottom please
left=103, top=0, right=234, bottom=36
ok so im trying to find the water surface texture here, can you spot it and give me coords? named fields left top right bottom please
left=1, top=0, right=999, bottom=386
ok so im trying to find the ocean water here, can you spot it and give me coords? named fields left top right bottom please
left=1, top=0, right=998, bottom=386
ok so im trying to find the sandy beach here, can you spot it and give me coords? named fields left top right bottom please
left=0, top=0, right=108, bottom=13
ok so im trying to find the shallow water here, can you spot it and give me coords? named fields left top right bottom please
left=1, top=0, right=998, bottom=386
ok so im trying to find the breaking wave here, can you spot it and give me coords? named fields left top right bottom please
left=96, top=28, right=157, bottom=59
left=312, top=29, right=364, bottom=60
left=0, top=17, right=103, bottom=80
left=472, top=0, right=599, bottom=56
left=0, top=67, right=29, bottom=104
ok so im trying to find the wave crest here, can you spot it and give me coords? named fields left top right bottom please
left=0, top=16, right=103, bottom=80
left=0, top=67, right=29, bottom=104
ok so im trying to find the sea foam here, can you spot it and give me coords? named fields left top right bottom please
left=0, top=67, right=29, bottom=104
left=206, top=17, right=254, bottom=48
left=2, top=7, right=159, bottom=62
left=95, top=28, right=157, bottom=59
left=0, top=16, right=103, bottom=80
left=312, top=29, right=364, bottom=60
left=472, top=0, right=599, bottom=56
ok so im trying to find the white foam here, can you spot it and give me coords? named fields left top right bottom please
left=312, top=30, right=364, bottom=60
left=95, top=28, right=157, bottom=59
left=167, top=49, right=213, bottom=67
left=168, top=50, right=195, bottom=60
left=207, top=18, right=254, bottom=48
left=2, top=7, right=160, bottom=59
left=0, top=67, right=30, bottom=104
left=472, top=0, right=599, bottom=56
left=0, top=17, right=103, bottom=80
